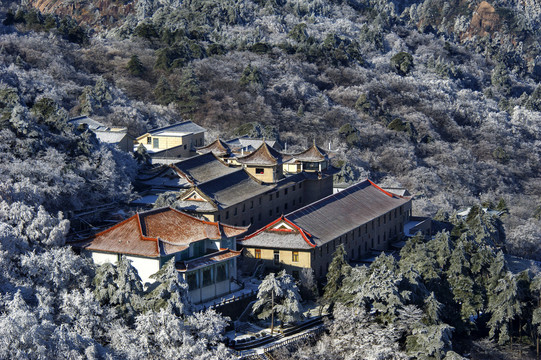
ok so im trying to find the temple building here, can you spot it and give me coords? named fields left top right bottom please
left=68, top=116, right=134, bottom=152
left=134, top=142, right=335, bottom=232
left=283, top=143, right=330, bottom=174
left=197, top=137, right=283, bottom=168
left=196, top=138, right=233, bottom=160
left=175, top=168, right=333, bottom=231
left=134, top=121, right=206, bottom=162
left=239, top=180, right=412, bottom=279
left=236, top=142, right=286, bottom=183
left=135, top=152, right=237, bottom=192
left=132, top=152, right=238, bottom=206
left=73, top=207, right=247, bottom=304
left=226, top=136, right=282, bottom=153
